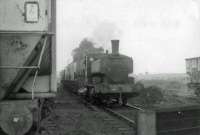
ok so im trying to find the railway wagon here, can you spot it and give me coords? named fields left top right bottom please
left=185, top=57, right=200, bottom=95
left=137, top=103, right=200, bottom=135
left=0, top=0, right=56, bottom=135
left=64, top=40, right=138, bottom=105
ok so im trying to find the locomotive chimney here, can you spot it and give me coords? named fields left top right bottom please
left=111, top=40, right=119, bottom=55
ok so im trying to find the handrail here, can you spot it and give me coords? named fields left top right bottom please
left=31, top=36, right=48, bottom=100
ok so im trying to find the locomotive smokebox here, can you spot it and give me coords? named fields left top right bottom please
left=111, top=40, right=119, bottom=55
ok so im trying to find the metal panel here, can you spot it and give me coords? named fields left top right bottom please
left=0, top=0, right=56, bottom=99
left=91, top=59, right=102, bottom=73
left=0, top=35, right=42, bottom=98
left=22, top=76, right=50, bottom=92
left=0, top=0, right=50, bottom=31
left=137, top=106, right=200, bottom=135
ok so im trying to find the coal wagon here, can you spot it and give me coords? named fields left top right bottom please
left=0, top=0, right=56, bottom=135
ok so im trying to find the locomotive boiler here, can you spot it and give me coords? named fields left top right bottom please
left=0, top=1, right=56, bottom=135
left=64, top=40, right=138, bottom=105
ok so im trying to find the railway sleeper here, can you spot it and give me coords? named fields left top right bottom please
left=103, top=118, right=115, bottom=121
left=122, top=131, right=136, bottom=135
left=118, top=127, right=133, bottom=131
left=108, top=121, right=131, bottom=128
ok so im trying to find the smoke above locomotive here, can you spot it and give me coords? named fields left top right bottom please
left=63, top=39, right=137, bottom=105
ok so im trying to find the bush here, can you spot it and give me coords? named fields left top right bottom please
left=135, top=85, right=164, bottom=106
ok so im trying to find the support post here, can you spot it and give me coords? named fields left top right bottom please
left=137, top=110, right=156, bottom=135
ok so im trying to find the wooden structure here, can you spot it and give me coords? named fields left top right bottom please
left=137, top=102, right=200, bottom=135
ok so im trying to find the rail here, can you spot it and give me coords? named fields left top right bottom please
left=82, top=100, right=139, bottom=127
left=82, top=101, right=136, bottom=134
left=103, top=107, right=136, bottom=126
left=126, top=103, right=145, bottom=111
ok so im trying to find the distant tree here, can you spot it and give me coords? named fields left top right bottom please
left=72, top=38, right=104, bottom=61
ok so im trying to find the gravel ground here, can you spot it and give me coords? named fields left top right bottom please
left=41, top=84, right=200, bottom=135
left=39, top=86, right=136, bottom=135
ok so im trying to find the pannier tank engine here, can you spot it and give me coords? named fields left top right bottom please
left=68, top=40, right=137, bottom=105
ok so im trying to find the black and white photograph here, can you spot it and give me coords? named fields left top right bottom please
left=0, top=0, right=200, bottom=135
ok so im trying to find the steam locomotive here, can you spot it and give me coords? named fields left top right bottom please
left=64, top=40, right=138, bottom=105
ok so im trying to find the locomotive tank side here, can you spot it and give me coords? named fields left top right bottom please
left=0, top=0, right=56, bottom=135
left=91, top=55, right=133, bottom=83
left=89, top=40, right=137, bottom=105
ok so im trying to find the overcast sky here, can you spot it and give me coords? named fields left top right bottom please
left=57, top=0, right=200, bottom=74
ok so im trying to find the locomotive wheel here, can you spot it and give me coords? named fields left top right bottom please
left=194, top=87, right=200, bottom=97
left=85, top=87, right=95, bottom=103
left=122, top=97, right=128, bottom=106
left=0, top=105, right=33, bottom=135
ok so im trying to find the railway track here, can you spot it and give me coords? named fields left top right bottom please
left=99, top=107, right=136, bottom=135
left=37, top=86, right=141, bottom=135
left=125, top=103, right=144, bottom=111
left=38, top=85, right=200, bottom=135
left=103, top=106, right=136, bottom=126
left=39, top=101, right=138, bottom=135
left=83, top=102, right=142, bottom=135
